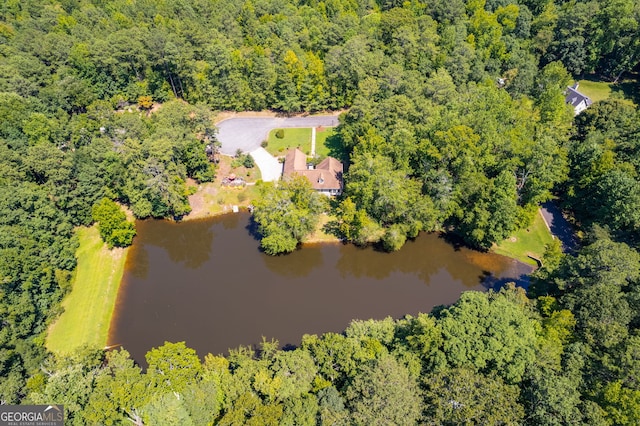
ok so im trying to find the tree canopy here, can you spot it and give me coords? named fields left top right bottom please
left=253, top=176, right=325, bottom=255
left=1, top=0, right=639, bottom=423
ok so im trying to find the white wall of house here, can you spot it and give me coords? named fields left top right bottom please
left=317, top=189, right=342, bottom=196
left=574, top=101, right=589, bottom=115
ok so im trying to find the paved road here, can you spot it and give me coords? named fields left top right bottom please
left=540, top=202, right=579, bottom=252
left=217, top=115, right=340, bottom=155
left=250, top=148, right=282, bottom=182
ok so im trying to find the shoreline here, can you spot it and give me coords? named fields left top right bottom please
left=181, top=202, right=253, bottom=222
left=183, top=203, right=342, bottom=244
left=99, top=210, right=534, bottom=353
left=183, top=207, right=538, bottom=266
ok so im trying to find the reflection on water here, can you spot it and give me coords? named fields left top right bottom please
left=109, top=213, right=532, bottom=365
left=261, top=243, right=325, bottom=277
left=334, top=235, right=518, bottom=284
left=133, top=218, right=215, bottom=273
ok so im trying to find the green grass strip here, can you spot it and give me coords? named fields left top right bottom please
left=493, top=211, right=555, bottom=267
left=46, top=225, right=128, bottom=353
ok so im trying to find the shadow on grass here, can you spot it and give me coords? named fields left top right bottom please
left=580, top=74, right=607, bottom=83
left=611, top=71, right=640, bottom=105
left=322, top=219, right=342, bottom=239
left=324, top=133, right=349, bottom=163
left=579, top=72, right=639, bottom=105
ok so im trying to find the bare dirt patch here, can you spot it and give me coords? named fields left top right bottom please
left=186, top=183, right=219, bottom=220
left=213, top=109, right=348, bottom=124
left=214, top=110, right=281, bottom=124
left=150, top=102, right=163, bottom=114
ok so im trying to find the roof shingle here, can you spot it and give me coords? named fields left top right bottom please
left=283, top=148, right=343, bottom=191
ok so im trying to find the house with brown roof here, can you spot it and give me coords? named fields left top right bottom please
left=283, top=148, right=343, bottom=196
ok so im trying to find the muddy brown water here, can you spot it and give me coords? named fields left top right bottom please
left=108, top=212, right=532, bottom=365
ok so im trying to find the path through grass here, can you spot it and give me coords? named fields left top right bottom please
left=493, top=211, right=555, bottom=267
left=47, top=226, right=128, bottom=353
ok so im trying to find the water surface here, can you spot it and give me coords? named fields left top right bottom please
left=109, top=213, right=531, bottom=364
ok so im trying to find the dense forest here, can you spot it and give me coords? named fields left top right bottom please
left=1, top=0, right=640, bottom=423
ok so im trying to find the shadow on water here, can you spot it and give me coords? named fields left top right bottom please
left=245, top=216, right=263, bottom=242
left=479, top=270, right=532, bottom=291
left=438, top=231, right=474, bottom=252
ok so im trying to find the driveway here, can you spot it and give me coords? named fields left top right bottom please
left=250, top=148, right=282, bottom=182
left=540, top=202, right=579, bottom=252
left=216, top=115, right=340, bottom=155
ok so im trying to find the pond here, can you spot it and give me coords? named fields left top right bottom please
left=108, top=212, right=532, bottom=365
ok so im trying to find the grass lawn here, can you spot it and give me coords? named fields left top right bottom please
left=578, top=75, right=638, bottom=106
left=492, top=211, right=555, bottom=267
left=209, top=185, right=260, bottom=210
left=265, top=126, right=347, bottom=161
left=266, top=128, right=312, bottom=156
left=47, top=226, right=128, bottom=353
left=315, top=127, right=335, bottom=158
left=576, top=79, right=612, bottom=103
left=187, top=183, right=262, bottom=220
